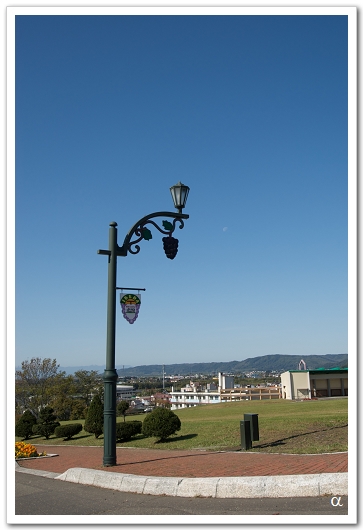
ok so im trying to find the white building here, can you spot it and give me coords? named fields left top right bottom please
left=170, top=373, right=234, bottom=410
left=170, top=386, right=221, bottom=409
left=218, top=372, right=234, bottom=391
left=280, top=368, right=348, bottom=400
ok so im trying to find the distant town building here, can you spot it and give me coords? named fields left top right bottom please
left=218, top=372, right=234, bottom=390
left=116, top=385, right=134, bottom=402
left=170, top=385, right=221, bottom=409
left=170, top=372, right=281, bottom=409
left=130, top=398, right=147, bottom=411
left=151, top=392, right=172, bottom=408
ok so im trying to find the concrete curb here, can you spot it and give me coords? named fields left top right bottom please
left=15, top=461, right=61, bottom=479
left=53, top=467, right=348, bottom=498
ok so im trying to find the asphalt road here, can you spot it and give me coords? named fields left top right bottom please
left=15, top=473, right=348, bottom=516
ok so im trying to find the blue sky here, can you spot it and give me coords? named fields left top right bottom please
left=14, top=11, right=351, bottom=369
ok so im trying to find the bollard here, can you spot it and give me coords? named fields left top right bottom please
left=240, top=420, right=252, bottom=450
left=244, top=413, right=259, bottom=441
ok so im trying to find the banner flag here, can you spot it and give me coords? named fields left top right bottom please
left=120, top=293, right=141, bottom=324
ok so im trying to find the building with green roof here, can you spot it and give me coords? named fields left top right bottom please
left=280, top=368, right=348, bottom=400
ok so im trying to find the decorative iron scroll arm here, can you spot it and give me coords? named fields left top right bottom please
left=117, top=211, right=189, bottom=257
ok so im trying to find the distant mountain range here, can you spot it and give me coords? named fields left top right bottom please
left=114, top=354, right=347, bottom=377
left=59, top=365, right=133, bottom=375
left=56, top=354, right=347, bottom=377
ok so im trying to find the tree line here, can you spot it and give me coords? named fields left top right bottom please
left=15, top=358, right=182, bottom=445
left=15, top=357, right=103, bottom=422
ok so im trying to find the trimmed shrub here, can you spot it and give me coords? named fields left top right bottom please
left=142, top=407, right=181, bottom=442
left=32, top=406, right=60, bottom=439
left=117, top=400, right=130, bottom=422
left=54, top=423, right=83, bottom=440
left=116, top=421, right=142, bottom=442
left=15, top=410, right=37, bottom=440
left=84, top=394, right=103, bottom=438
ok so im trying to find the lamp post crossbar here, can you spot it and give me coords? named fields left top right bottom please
left=116, top=287, right=146, bottom=291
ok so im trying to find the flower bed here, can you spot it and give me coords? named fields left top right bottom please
left=15, top=441, right=46, bottom=459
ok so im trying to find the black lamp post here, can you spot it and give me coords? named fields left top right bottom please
left=97, top=182, right=190, bottom=466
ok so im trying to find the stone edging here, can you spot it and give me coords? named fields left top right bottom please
left=15, top=454, right=58, bottom=461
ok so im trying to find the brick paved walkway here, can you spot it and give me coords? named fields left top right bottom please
left=16, top=445, right=348, bottom=478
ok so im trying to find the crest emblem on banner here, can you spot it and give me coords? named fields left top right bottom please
left=120, top=293, right=141, bottom=324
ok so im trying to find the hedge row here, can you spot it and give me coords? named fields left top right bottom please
left=54, top=423, right=83, bottom=440
left=116, top=421, right=142, bottom=442
left=16, top=407, right=181, bottom=443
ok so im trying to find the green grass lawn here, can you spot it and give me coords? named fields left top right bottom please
left=17, top=398, right=348, bottom=454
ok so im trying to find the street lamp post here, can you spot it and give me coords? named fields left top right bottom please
left=98, top=182, right=190, bottom=466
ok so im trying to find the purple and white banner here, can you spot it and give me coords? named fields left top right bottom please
left=120, top=293, right=141, bottom=324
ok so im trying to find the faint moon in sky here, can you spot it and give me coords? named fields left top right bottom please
left=223, top=227, right=228, bottom=232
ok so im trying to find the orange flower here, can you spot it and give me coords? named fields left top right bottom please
left=15, top=441, right=39, bottom=459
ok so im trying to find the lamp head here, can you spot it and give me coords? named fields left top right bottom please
left=170, top=182, right=190, bottom=213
